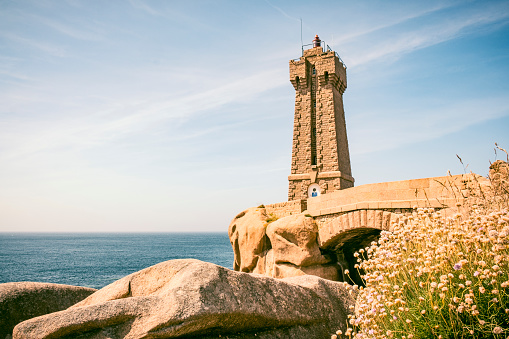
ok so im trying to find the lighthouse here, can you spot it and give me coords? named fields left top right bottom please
left=288, top=35, right=354, bottom=200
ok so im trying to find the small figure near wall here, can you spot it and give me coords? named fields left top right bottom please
left=308, top=183, right=321, bottom=198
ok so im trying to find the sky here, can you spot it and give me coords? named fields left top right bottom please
left=1, top=0, right=509, bottom=233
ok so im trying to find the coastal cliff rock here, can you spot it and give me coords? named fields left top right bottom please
left=266, top=214, right=339, bottom=280
left=0, top=282, right=96, bottom=339
left=228, top=207, right=270, bottom=273
left=229, top=208, right=339, bottom=281
left=13, top=259, right=354, bottom=339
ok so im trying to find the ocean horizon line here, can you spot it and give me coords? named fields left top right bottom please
left=1, top=232, right=234, bottom=288
left=0, top=231, right=229, bottom=234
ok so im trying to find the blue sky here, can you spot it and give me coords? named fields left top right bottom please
left=1, top=0, right=508, bottom=232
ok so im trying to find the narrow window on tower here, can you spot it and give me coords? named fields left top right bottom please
left=311, top=127, right=317, bottom=166
left=313, top=101, right=316, bottom=108
left=324, top=71, right=329, bottom=82
left=312, top=67, right=316, bottom=75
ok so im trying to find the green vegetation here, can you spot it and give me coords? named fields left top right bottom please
left=266, top=213, right=278, bottom=224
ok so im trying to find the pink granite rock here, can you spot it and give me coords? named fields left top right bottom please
left=0, top=282, right=96, bottom=339
left=13, top=259, right=355, bottom=339
left=228, top=207, right=271, bottom=272
left=266, top=214, right=339, bottom=280
left=229, top=208, right=340, bottom=281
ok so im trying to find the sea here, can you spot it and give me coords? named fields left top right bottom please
left=0, top=233, right=234, bottom=289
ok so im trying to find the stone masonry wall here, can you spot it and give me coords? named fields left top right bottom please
left=265, top=200, right=306, bottom=219
left=333, top=86, right=352, bottom=177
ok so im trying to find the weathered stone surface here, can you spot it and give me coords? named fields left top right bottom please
left=272, top=262, right=339, bottom=281
left=13, top=259, right=355, bottom=339
left=229, top=209, right=340, bottom=281
left=267, top=215, right=326, bottom=267
left=228, top=207, right=271, bottom=273
left=266, top=214, right=339, bottom=280
left=0, top=282, right=96, bottom=339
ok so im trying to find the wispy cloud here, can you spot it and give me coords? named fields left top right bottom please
left=349, top=95, right=509, bottom=155
left=0, top=66, right=287, bottom=162
left=127, top=0, right=212, bottom=31
left=0, top=32, right=67, bottom=57
left=264, top=0, right=301, bottom=22
left=345, top=2, right=509, bottom=67
left=128, top=0, right=162, bottom=17
left=28, top=14, right=104, bottom=41
left=0, top=56, right=34, bottom=83
left=334, top=2, right=456, bottom=45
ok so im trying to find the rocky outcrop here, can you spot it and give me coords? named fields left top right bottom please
left=13, top=259, right=355, bottom=339
left=0, top=282, right=96, bottom=339
left=229, top=209, right=339, bottom=280
left=228, top=207, right=271, bottom=273
left=266, top=214, right=339, bottom=280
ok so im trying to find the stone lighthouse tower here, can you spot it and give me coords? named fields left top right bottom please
left=288, top=35, right=354, bottom=201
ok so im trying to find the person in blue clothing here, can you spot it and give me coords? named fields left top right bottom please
left=311, top=188, right=318, bottom=197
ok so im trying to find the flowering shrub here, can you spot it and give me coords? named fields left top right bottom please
left=332, top=203, right=509, bottom=339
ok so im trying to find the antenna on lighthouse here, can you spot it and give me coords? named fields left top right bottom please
left=300, top=18, right=303, bottom=48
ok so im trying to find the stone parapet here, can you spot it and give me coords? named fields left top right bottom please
left=310, top=198, right=459, bottom=217
left=302, top=46, right=324, bottom=58
left=306, top=174, right=485, bottom=217
left=265, top=200, right=306, bottom=219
